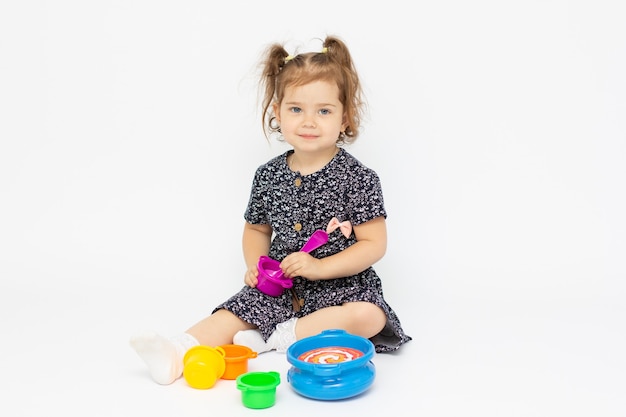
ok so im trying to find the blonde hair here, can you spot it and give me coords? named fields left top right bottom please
left=259, top=36, right=365, bottom=143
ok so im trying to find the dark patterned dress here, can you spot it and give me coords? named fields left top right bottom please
left=214, top=148, right=412, bottom=352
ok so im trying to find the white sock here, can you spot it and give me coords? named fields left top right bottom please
left=233, top=329, right=270, bottom=353
left=129, top=330, right=199, bottom=385
left=233, top=318, right=298, bottom=354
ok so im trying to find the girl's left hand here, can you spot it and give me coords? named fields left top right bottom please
left=279, top=252, right=321, bottom=280
left=244, top=265, right=260, bottom=288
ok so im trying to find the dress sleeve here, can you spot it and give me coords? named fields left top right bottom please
left=349, top=168, right=387, bottom=226
left=244, top=166, right=268, bottom=224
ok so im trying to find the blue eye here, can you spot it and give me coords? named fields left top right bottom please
left=290, top=107, right=302, bottom=113
left=319, top=109, right=330, bottom=115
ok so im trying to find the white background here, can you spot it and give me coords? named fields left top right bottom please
left=1, top=1, right=624, bottom=416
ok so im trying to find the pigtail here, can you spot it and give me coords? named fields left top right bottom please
left=322, top=36, right=354, bottom=71
left=260, top=44, right=290, bottom=139
left=322, top=36, right=364, bottom=141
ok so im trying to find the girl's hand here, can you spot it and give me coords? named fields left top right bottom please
left=280, top=252, right=322, bottom=280
left=280, top=216, right=388, bottom=281
left=242, top=222, right=272, bottom=288
left=244, top=265, right=260, bottom=288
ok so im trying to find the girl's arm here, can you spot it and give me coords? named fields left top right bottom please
left=280, top=216, right=387, bottom=280
left=242, top=221, right=273, bottom=287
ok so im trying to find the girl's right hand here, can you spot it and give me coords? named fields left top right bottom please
left=244, top=266, right=259, bottom=288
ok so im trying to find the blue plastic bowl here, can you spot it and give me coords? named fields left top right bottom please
left=286, top=329, right=376, bottom=400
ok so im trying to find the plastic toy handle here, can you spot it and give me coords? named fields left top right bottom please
left=320, top=329, right=348, bottom=336
left=300, top=230, right=329, bottom=253
left=269, top=371, right=281, bottom=381
left=312, top=364, right=341, bottom=377
left=279, top=279, right=294, bottom=289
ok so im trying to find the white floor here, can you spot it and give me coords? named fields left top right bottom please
left=2, top=272, right=624, bottom=417
left=3, top=2, right=626, bottom=415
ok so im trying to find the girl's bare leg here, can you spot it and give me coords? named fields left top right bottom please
left=296, top=302, right=387, bottom=339
left=234, top=302, right=386, bottom=353
left=185, top=309, right=256, bottom=345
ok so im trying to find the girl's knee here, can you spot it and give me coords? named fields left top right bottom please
left=348, top=302, right=386, bottom=335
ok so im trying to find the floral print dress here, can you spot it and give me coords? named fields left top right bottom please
left=214, top=147, right=412, bottom=352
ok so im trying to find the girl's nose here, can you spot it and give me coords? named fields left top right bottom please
left=302, top=114, right=316, bottom=128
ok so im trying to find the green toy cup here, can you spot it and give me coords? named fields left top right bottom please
left=236, top=371, right=281, bottom=409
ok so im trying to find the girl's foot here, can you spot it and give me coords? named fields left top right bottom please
left=129, top=330, right=198, bottom=384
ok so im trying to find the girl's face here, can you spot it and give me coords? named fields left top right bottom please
left=274, top=80, right=347, bottom=155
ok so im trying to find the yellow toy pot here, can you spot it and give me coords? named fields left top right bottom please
left=183, top=345, right=226, bottom=389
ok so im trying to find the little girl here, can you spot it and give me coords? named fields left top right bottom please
left=130, top=35, right=412, bottom=385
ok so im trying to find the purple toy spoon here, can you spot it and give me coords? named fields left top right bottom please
left=299, top=229, right=329, bottom=253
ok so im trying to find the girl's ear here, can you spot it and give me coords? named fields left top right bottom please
left=342, top=113, right=349, bottom=131
left=272, top=102, right=280, bottom=123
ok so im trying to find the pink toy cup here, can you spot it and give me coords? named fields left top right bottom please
left=255, top=230, right=329, bottom=297
left=256, top=256, right=293, bottom=297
